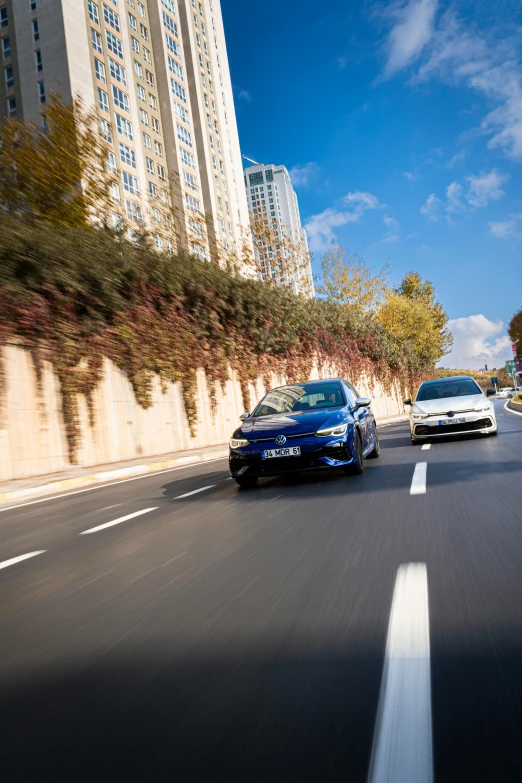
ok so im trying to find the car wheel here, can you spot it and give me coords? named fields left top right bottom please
left=234, top=475, right=258, bottom=488
left=344, top=431, right=364, bottom=475
left=367, top=427, right=380, bottom=459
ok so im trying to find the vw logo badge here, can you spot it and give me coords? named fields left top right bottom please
left=275, top=435, right=287, bottom=446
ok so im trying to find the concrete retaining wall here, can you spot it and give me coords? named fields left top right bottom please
left=0, top=345, right=406, bottom=482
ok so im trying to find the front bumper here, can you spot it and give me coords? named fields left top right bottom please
left=411, top=412, right=497, bottom=439
left=229, top=438, right=355, bottom=477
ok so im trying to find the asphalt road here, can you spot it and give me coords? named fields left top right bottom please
left=1, top=399, right=522, bottom=781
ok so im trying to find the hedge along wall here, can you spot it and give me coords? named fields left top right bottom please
left=0, top=344, right=406, bottom=482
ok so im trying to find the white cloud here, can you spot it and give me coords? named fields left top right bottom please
left=446, top=149, right=466, bottom=168
left=288, top=162, right=319, bottom=188
left=445, top=181, right=464, bottom=214
left=420, top=193, right=443, bottom=220
left=305, top=191, right=383, bottom=252
left=383, top=214, right=399, bottom=230
left=380, top=7, right=522, bottom=160
left=466, top=169, right=509, bottom=207
left=237, top=89, right=252, bottom=103
left=441, top=314, right=512, bottom=370
left=383, top=0, right=439, bottom=78
left=404, top=171, right=418, bottom=181
left=489, top=214, right=522, bottom=240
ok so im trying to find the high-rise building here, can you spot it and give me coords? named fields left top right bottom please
left=0, top=0, right=252, bottom=265
left=244, top=162, right=314, bottom=297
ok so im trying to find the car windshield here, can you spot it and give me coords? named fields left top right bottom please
left=252, top=382, right=345, bottom=417
left=416, top=379, right=482, bottom=401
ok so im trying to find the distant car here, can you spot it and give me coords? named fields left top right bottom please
left=229, top=378, right=380, bottom=487
left=496, top=387, right=515, bottom=398
left=405, top=375, right=497, bottom=442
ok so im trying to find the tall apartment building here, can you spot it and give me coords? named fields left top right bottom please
left=244, top=162, right=315, bottom=297
left=0, top=0, right=252, bottom=265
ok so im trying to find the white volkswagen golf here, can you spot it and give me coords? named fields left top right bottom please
left=405, top=375, right=497, bottom=443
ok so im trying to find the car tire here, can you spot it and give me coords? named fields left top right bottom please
left=234, top=475, right=258, bottom=488
left=366, top=428, right=380, bottom=459
left=344, top=431, right=364, bottom=475
left=412, top=437, right=424, bottom=445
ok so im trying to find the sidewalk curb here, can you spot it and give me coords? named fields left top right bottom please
left=0, top=448, right=229, bottom=507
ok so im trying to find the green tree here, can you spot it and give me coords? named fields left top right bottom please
left=318, top=245, right=390, bottom=312
left=0, top=92, right=112, bottom=227
left=508, top=307, right=522, bottom=346
left=395, top=272, right=453, bottom=358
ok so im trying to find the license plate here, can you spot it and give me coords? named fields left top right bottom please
left=439, top=417, right=466, bottom=425
left=262, top=446, right=301, bottom=459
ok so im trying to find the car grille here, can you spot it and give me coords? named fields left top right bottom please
left=230, top=444, right=352, bottom=475
left=414, top=417, right=493, bottom=436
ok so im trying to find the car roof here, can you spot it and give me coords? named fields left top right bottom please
left=420, top=375, right=474, bottom=385
left=272, top=378, right=344, bottom=391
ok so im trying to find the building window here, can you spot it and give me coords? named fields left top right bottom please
left=173, top=100, right=189, bottom=124
left=128, top=12, right=137, bottom=29
left=212, top=154, right=216, bottom=169
left=219, top=159, right=224, bottom=174
left=198, top=53, right=203, bottom=68
left=134, top=59, right=142, bottom=77
left=107, top=150, right=117, bottom=173
left=112, top=212, right=122, bottom=230
left=151, top=116, right=160, bottom=132
left=249, top=172, right=264, bottom=186
left=115, top=112, right=133, bottom=139
left=171, top=78, right=186, bottom=102
left=110, top=182, right=120, bottom=202
left=209, top=133, right=214, bottom=148
left=151, top=208, right=160, bottom=223
left=165, top=33, right=180, bottom=57
left=7, top=95, right=16, bottom=116
left=131, top=37, right=140, bottom=53
left=138, top=1, right=145, bottom=16
left=180, top=147, right=195, bottom=169
left=146, top=157, right=154, bottom=174
left=143, top=131, right=151, bottom=148
left=160, top=188, right=168, bottom=204
left=137, top=84, right=145, bottom=100
left=119, top=141, right=136, bottom=168
left=88, top=0, right=99, bottom=24
left=186, top=193, right=201, bottom=213
left=122, top=170, right=139, bottom=194
left=183, top=169, right=198, bottom=191
left=162, top=11, right=177, bottom=36
left=112, top=85, right=129, bottom=111
left=1, top=36, right=10, bottom=58
left=168, top=56, right=183, bottom=79
left=109, top=57, right=126, bottom=84
left=125, top=199, right=143, bottom=223
left=154, top=235, right=163, bottom=248
left=154, top=140, right=162, bottom=156
left=98, top=87, right=109, bottom=112
left=100, top=117, right=112, bottom=142
left=140, top=108, right=148, bottom=125
left=265, top=169, right=274, bottom=183
left=206, top=59, right=211, bottom=75
left=149, top=93, right=157, bottom=109
left=0, top=6, right=7, bottom=28
left=157, top=164, right=166, bottom=180
left=94, top=57, right=105, bottom=82
left=105, top=30, right=123, bottom=58
left=143, top=46, right=151, bottom=63
left=204, top=41, right=208, bottom=55
left=193, top=12, right=198, bottom=27
left=4, top=65, right=14, bottom=88
left=37, top=80, right=45, bottom=102
left=177, top=123, right=192, bottom=147
left=161, top=0, right=175, bottom=13
left=32, top=19, right=39, bottom=40
left=145, top=69, right=154, bottom=86
left=140, top=23, right=148, bottom=40
left=103, top=3, right=120, bottom=31
left=196, top=32, right=201, bottom=47
left=148, top=181, right=157, bottom=198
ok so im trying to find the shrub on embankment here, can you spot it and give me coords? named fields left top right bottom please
left=0, top=216, right=432, bottom=462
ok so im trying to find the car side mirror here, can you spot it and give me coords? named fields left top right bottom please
left=486, top=389, right=495, bottom=397
left=239, top=412, right=251, bottom=420
left=404, top=398, right=412, bottom=406
left=354, top=397, right=371, bottom=410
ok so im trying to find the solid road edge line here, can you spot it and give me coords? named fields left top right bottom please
left=0, top=551, right=47, bottom=571
left=368, top=562, right=433, bottom=783
left=504, top=399, right=522, bottom=417
left=80, top=507, right=158, bottom=535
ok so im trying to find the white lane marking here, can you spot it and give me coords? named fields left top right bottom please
left=504, top=399, right=522, bottom=417
left=100, top=504, right=122, bottom=511
left=80, top=507, right=158, bottom=535
left=0, top=551, right=46, bottom=571
left=175, top=485, right=215, bottom=499
left=368, top=563, right=432, bottom=783
left=421, top=444, right=431, bottom=451
left=410, top=462, right=427, bottom=495
left=0, top=457, right=228, bottom=514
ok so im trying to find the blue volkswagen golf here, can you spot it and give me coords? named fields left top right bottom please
left=229, top=378, right=380, bottom=487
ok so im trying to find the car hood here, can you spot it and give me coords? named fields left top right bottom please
left=412, top=394, right=486, bottom=415
left=237, top=408, right=347, bottom=439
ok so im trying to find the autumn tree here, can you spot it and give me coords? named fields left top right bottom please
left=394, top=272, right=452, bottom=358
left=377, top=293, right=444, bottom=367
left=318, top=245, right=389, bottom=313
left=0, top=92, right=113, bottom=227
left=509, top=307, right=522, bottom=346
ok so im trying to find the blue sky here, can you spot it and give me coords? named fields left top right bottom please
left=222, top=0, right=522, bottom=369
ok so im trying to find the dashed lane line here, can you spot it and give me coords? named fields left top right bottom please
left=0, top=551, right=47, bottom=571
left=410, top=463, right=427, bottom=495
left=175, top=485, right=216, bottom=499
left=80, top=508, right=158, bottom=536
left=421, top=444, right=431, bottom=451
left=368, top=563, right=432, bottom=783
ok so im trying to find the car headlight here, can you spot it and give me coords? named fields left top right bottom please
left=230, top=437, right=250, bottom=448
left=474, top=404, right=492, bottom=412
left=316, top=423, right=348, bottom=437
left=412, top=413, right=429, bottom=419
